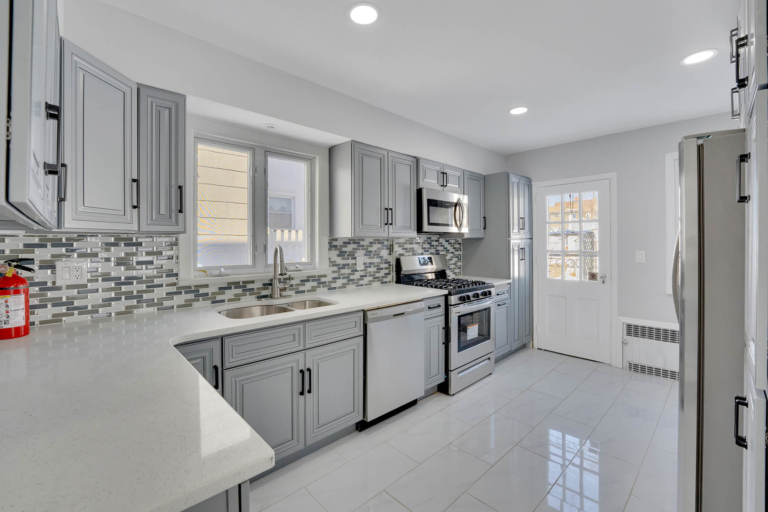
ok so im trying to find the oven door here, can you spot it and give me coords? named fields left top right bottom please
left=449, top=298, right=494, bottom=370
left=419, top=188, right=468, bottom=234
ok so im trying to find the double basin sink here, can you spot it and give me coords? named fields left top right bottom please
left=218, top=299, right=334, bottom=319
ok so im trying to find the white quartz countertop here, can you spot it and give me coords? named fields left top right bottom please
left=0, top=284, right=446, bottom=512
left=458, top=275, right=512, bottom=286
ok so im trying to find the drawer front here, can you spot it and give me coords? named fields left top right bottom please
left=305, top=312, right=364, bottom=348
left=423, top=296, right=445, bottom=318
left=223, top=323, right=304, bottom=368
left=494, top=284, right=511, bottom=301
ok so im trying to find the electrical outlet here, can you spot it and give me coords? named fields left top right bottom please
left=356, top=256, right=365, bottom=271
left=55, top=260, right=88, bottom=286
left=635, top=250, right=646, bottom=263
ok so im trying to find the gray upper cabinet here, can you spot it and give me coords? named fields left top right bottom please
left=509, top=173, right=532, bottom=239
left=138, top=85, right=186, bottom=233
left=177, top=338, right=221, bottom=393
left=330, top=141, right=417, bottom=238
left=424, top=314, right=446, bottom=389
left=6, top=0, right=60, bottom=229
left=418, top=158, right=444, bottom=191
left=519, top=177, right=533, bottom=238
left=61, top=39, right=138, bottom=231
left=442, top=164, right=464, bottom=194
left=305, top=337, right=363, bottom=446
left=224, top=351, right=305, bottom=460
left=388, top=152, right=418, bottom=237
left=464, top=170, right=485, bottom=238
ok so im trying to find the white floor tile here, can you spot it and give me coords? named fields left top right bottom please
left=535, top=494, right=582, bottom=512
left=533, top=350, right=570, bottom=364
left=594, top=364, right=635, bottom=378
left=650, top=410, right=678, bottom=455
left=519, top=414, right=595, bottom=465
left=576, top=371, right=628, bottom=400
left=264, top=489, right=326, bottom=512
left=250, top=446, right=347, bottom=510
left=555, top=358, right=600, bottom=379
left=517, top=357, right=563, bottom=379
left=443, top=389, right=513, bottom=425
left=387, top=445, right=490, bottom=512
left=445, top=493, right=496, bottom=512
left=387, top=411, right=472, bottom=463
left=468, top=446, right=565, bottom=512
left=552, top=390, right=614, bottom=427
left=452, top=413, right=533, bottom=464
left=397, top=392, right=455, bottom=424
left=624, top=374, right=673, bottom=399
left=355, top=492, right=409, bottom=512
left=331, top=414, right=414, bottom=461
left=605, top=389, right=666, bottom=427
left=530, top=371, right=585, bottom=399
left=631, top=446, right=678, bottom=512
left=549, top=447, right=639, bottom=512
left=483, top=370, right=543, bottom=399
left=587, top=415, right=656, bottom=466
left=306, top=444, right=418, bottom=512
left=624, top=495, right=671, bottom=512
left=496, top=390, right=562, bottom=427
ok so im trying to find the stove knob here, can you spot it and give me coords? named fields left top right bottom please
left=459, top=295, right=468, bottom=302
left=483, top=290, right=492, bottom=297
left=472, top=292, right=480, bottom=299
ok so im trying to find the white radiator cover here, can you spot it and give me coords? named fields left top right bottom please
left=620, top=317, right=680, bottom=381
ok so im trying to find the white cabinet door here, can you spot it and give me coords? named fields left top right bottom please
left=7, top=0, right=59, bottom=228
left=61, top=39, right=138, bottom=231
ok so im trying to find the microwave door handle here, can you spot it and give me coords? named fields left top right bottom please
left=454, top=200, right=461, bottom=228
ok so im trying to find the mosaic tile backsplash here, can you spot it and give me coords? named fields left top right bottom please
left=0, top=234, right=461, bottom=327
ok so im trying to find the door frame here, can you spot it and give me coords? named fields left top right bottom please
left=532, top=172, right=620, bottom=367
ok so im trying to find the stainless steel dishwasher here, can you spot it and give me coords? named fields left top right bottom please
left=363, top=301, right=425, bottom=424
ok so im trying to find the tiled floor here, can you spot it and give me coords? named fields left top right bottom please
left=250, top=348, right=679, bottom=512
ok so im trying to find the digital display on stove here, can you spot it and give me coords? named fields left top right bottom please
left=418, top=256, right=433, bottom=266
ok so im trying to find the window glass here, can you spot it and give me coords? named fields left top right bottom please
left=545, top=190, right=599, bottom=281
left=267, top=154, right=310, bottom=264
left=196, top=142, right=251, bottom=268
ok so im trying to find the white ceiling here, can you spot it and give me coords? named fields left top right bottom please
left=99, top=0, right=736, bottom=155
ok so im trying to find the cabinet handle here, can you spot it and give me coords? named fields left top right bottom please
left=58, top=164, right=67, bottom=202
left=496, top=302, right=508, bottom=307
left=132, top=178, right=139, bottom=209
left=519, top=216, right=525, bottom=231
left=731, top=87, right=741, bottom=119
left=735, top=35, right=748, bottom=89
left=212, top=365, right=219, bottom=390
left=388, top=208, right=393, bottom=226
left=734, top=395, right=748, bottom=449
left=178, top=185, right=184, bottom=214
left=45, top=102, right=60, bottom=120
left=520, top=247, right=525, bottom=261
left=427, top=304, right=441, bottom=310
left=307, top=368, right=312, bottom=394
left=730, top=28, right=738, bottom=63
left=299, top=369, right=305, bottom=396
left=442, top=172, right=447, bottom=187
left=738, top=153, right=751, bottom=203
left=483, top=216, right=486, bottom=230
left=44, top=162, right=59, bottom=176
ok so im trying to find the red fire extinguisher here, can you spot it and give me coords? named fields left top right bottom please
left=0, top=258, right=35, bottom=340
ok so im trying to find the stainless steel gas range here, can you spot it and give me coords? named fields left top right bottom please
left=397, top=255, right=495, bottom=394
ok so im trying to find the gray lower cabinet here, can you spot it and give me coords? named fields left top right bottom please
left=305, top=337, right=363, bottom=446
left=519, top=239, right=533, bottom=345
left=494, top=296, right=512, bottom=357
left=224, top=352, right=305, bottom=460
left=138, top=84, right=186, bottom=233
left=177, top=338, right=222, bottom=393
left=464, top=170, right=485, bottom=238
left=184, top=482, right=250, bottom=512
left=61, top=39, right=138, bottom=231
left=424, top=314, right=446, bottom=389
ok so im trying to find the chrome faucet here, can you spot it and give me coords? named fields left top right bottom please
left=270, top=244, right=289, bottom=298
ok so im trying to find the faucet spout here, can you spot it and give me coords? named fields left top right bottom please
left=271, top=245, right=289, bottom=298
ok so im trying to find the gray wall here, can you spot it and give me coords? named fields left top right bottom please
left=505, top=112, right=735, bottom=324
left=59, top=0, right=505, bottom=175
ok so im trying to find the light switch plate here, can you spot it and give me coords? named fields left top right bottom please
left=55, top=260, right=88, bottom=286
left=635, top=250, right=646, bottom=263
left=356, top=256, right=365, bottom=271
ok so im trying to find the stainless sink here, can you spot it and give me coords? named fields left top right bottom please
left=218, top=305, right=294, bottom=319
left=285, top=300, right=334, bottom=310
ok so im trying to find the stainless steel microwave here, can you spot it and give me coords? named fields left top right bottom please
left=418, top=188, right=468, bottom=234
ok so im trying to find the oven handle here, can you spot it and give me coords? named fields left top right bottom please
left=451, top=297, right=494, bottom=314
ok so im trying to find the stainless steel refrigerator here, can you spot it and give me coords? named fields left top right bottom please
left=675, top=129, right=746, bottom=511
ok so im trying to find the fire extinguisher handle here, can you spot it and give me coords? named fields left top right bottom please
left=3, top=258, right=35, bottom=273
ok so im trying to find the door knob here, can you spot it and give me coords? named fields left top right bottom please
left=600, top=274, right=606, bottom=284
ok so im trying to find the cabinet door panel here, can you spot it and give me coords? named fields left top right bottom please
left=177, top=338, right=221, bottom=392
left=305, top=337, right=363, bottom=445
left=388, top=152, right=417, bottom=237
left=464, top=171, right=485, bottom=238
left=443, top=165, right=463, bottom=194
left=139, top=85, right=185, bottom=232
left=510, top=241, right=522, bottom=350
left=224, top=352, right=304, bottom=459
left=353, top=142, right=388, bottom=237
left=418, top=159, right=443, bottom=190
left=520, top=178, right=533, bottom=238
left=520, top=239, right=533, bottom=344
left=62, top=39, right=137, bottom=230
left=424, top=315, right=445, bottom=388
left=494, top=299, right=511, bottom=357
left=509, top=174, right=522, bottom=238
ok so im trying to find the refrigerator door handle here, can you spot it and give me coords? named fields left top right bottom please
left=672, top=232, right=681, bottom=322
left=734, top=395, right=748, bottom=449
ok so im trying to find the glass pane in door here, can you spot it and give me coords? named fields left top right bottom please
left=564, top=253, right=580, bottom=281
left=581, top=191, right=598, bottom=220
left=547, top=195, right=562, bottom=221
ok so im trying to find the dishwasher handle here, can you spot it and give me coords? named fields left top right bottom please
left=365, top=301, right=425, bottom=324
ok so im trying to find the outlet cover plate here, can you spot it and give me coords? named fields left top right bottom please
left=55, top=260, right=88, bottom=286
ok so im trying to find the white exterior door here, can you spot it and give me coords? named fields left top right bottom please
left=535, top=179, right=612, bottom=362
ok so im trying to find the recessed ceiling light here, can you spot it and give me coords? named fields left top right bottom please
left=509, top=107, right=528, bottom=115
left=680, top=49, right=718, bottom=66
left=349, top=3, right=379, bottom=25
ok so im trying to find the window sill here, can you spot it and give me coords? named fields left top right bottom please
left=178, top=268, right=331, bottom=287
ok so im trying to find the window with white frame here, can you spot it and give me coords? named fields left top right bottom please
left=192, top=134, right=315, bottom=276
